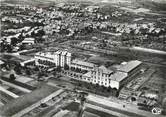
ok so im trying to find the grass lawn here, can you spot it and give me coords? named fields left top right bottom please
left=0, top=85, right=59, bottom=117
left=139, top=67, right=166, bottom=93
left=63, top=102, right=80, bottom=112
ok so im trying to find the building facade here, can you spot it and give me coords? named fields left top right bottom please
left=35, top=50, right=71, bottom=68
left=81, top=60, right=142, bottom=90
left=90, top=66, right=114, bottom=87
left=35, top=50, right=142, bottom=90
left=117, top=60, right=142, bottom=77
left=70, top=59, right=97, bottom=71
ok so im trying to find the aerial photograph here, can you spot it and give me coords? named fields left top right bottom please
left=0, top=0, right=166, bottom=117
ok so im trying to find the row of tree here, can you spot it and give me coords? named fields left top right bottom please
left=75, top=80, right=119, bottom=97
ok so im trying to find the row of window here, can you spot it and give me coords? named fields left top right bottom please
left=35, top=55, right=54, bottom=60
left=37, top=59, right=56, bottom=66
left=82, top=77, right=113, bottom=86
left=85, top=79, right=108, bottom=86
left=71, top=64, right=92, bottom=70
left=91, top=75, right=110, bottom=82
left=91, top=71, right=110, bottom=77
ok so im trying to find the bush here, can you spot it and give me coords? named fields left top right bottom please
left=9, top=74, right=16, bottom=81
left=64, top=64, right=69, bottom=70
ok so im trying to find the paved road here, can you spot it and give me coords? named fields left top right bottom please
left=87, top=95, right=165, bottom=117
left=131, top=47, right=166, bottom=56
left=85, top=103, right=129, bottom=117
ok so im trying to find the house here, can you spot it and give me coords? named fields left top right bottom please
left=22, top=38, right=35, bottom=45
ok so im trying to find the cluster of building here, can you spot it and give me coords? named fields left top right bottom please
left=34, top=50, right=142, bottom=90
left=1, top=3, right=166, bottom=53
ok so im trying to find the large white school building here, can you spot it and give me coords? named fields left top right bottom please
left=34, top=50, right=71, bottom=68
left=81, top=60, right=142, bottom=90
left=34, top=50, right=142, bottom=90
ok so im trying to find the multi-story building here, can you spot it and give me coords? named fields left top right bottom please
left=35, top=52, right=56, bottom=67
left=35, top=50, right=142, bottom=90
left=66, top=52, right=71, bottom=66
left=81, top=60, right=142, bottom=90
left=90, top=65, right=114, bottom=87
left=71, top=59, right=97, bottom=71
left=109, top=72, right=128, bottom=89
left=55, top=50, right=61, bottom=66
left=117, top=60, right=142, bottom=77
left=34, top=50, right=71, bottom=68
left=61, top=51, right=67, bottom=67
left=21, top=38, right=35, bottom=45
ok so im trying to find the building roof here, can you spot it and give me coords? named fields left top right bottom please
left=72, top=59, right=95, bottom=68
left=22, top=38, right=35, bottom=44
left=56, top=50, right=61, bottom=55
left=36, top=50, right=71, bottom=58
left=118, top=60, right=142, bottom=73
left=98, top=65, right=113, bottom=74
left=61, top=51, right=67, bottom=56
left=110, top=72, right=128, bottom=82
left=66, top=52, right=71, bottom=57
left=0, top=60, right=4, bottom=65
left=83, top=71, right=91, bottom=78
left=23, top=38, right=35, bottom=41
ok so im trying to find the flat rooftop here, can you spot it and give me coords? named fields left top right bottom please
left=117, top=60, right=142, bottom=73
left=72, top=59, right=95, bottom=68
left=110, top=72, right=128, bottom=82
left=0, top=85, right=59, bottom=117
left=61, top=51, right=67, bottom=56
left=98, top=65, right=113, bottom=74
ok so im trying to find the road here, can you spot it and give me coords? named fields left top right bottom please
left=86, top=94, right=165, bottom=117
left=85, top=103, right=129, bottom=117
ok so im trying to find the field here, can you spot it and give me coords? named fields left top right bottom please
left=139, top=67, right=166, bottom=94
left=63, top=102, right=80, bottom=111
left=0, top=85, right=59, bottom=117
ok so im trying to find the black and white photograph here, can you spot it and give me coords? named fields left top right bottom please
left=0, top=0, right=166, bottom=117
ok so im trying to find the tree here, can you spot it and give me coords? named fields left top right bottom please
left=107, top=86, right=112, bottom=92
left=37, top=72, right=44, bottom=81
left=53, top=71, right=57, bottom=76
left=10, top=37, right=18, bottom=46
left=34, top=66, right=39, bottom=71
left=112, top=88, right=118, bottom=96
left=25, top=69, right=31, bottom=75
left=56, top=66, right=61, bottom=72
left=6, top=44, right=12, bottom=52
left=75, top=67, right=80, bottom=73
left=131, top=97, right=136, bottom=102
left=9, top=74, right=16, bottom=81
left=14, top=65, right=22, bottom=74
left=71, top=67, right=75, bottom=71
left=37, top=29, right=45, bottom=36
left=64, top=64, right=69, bottom=70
